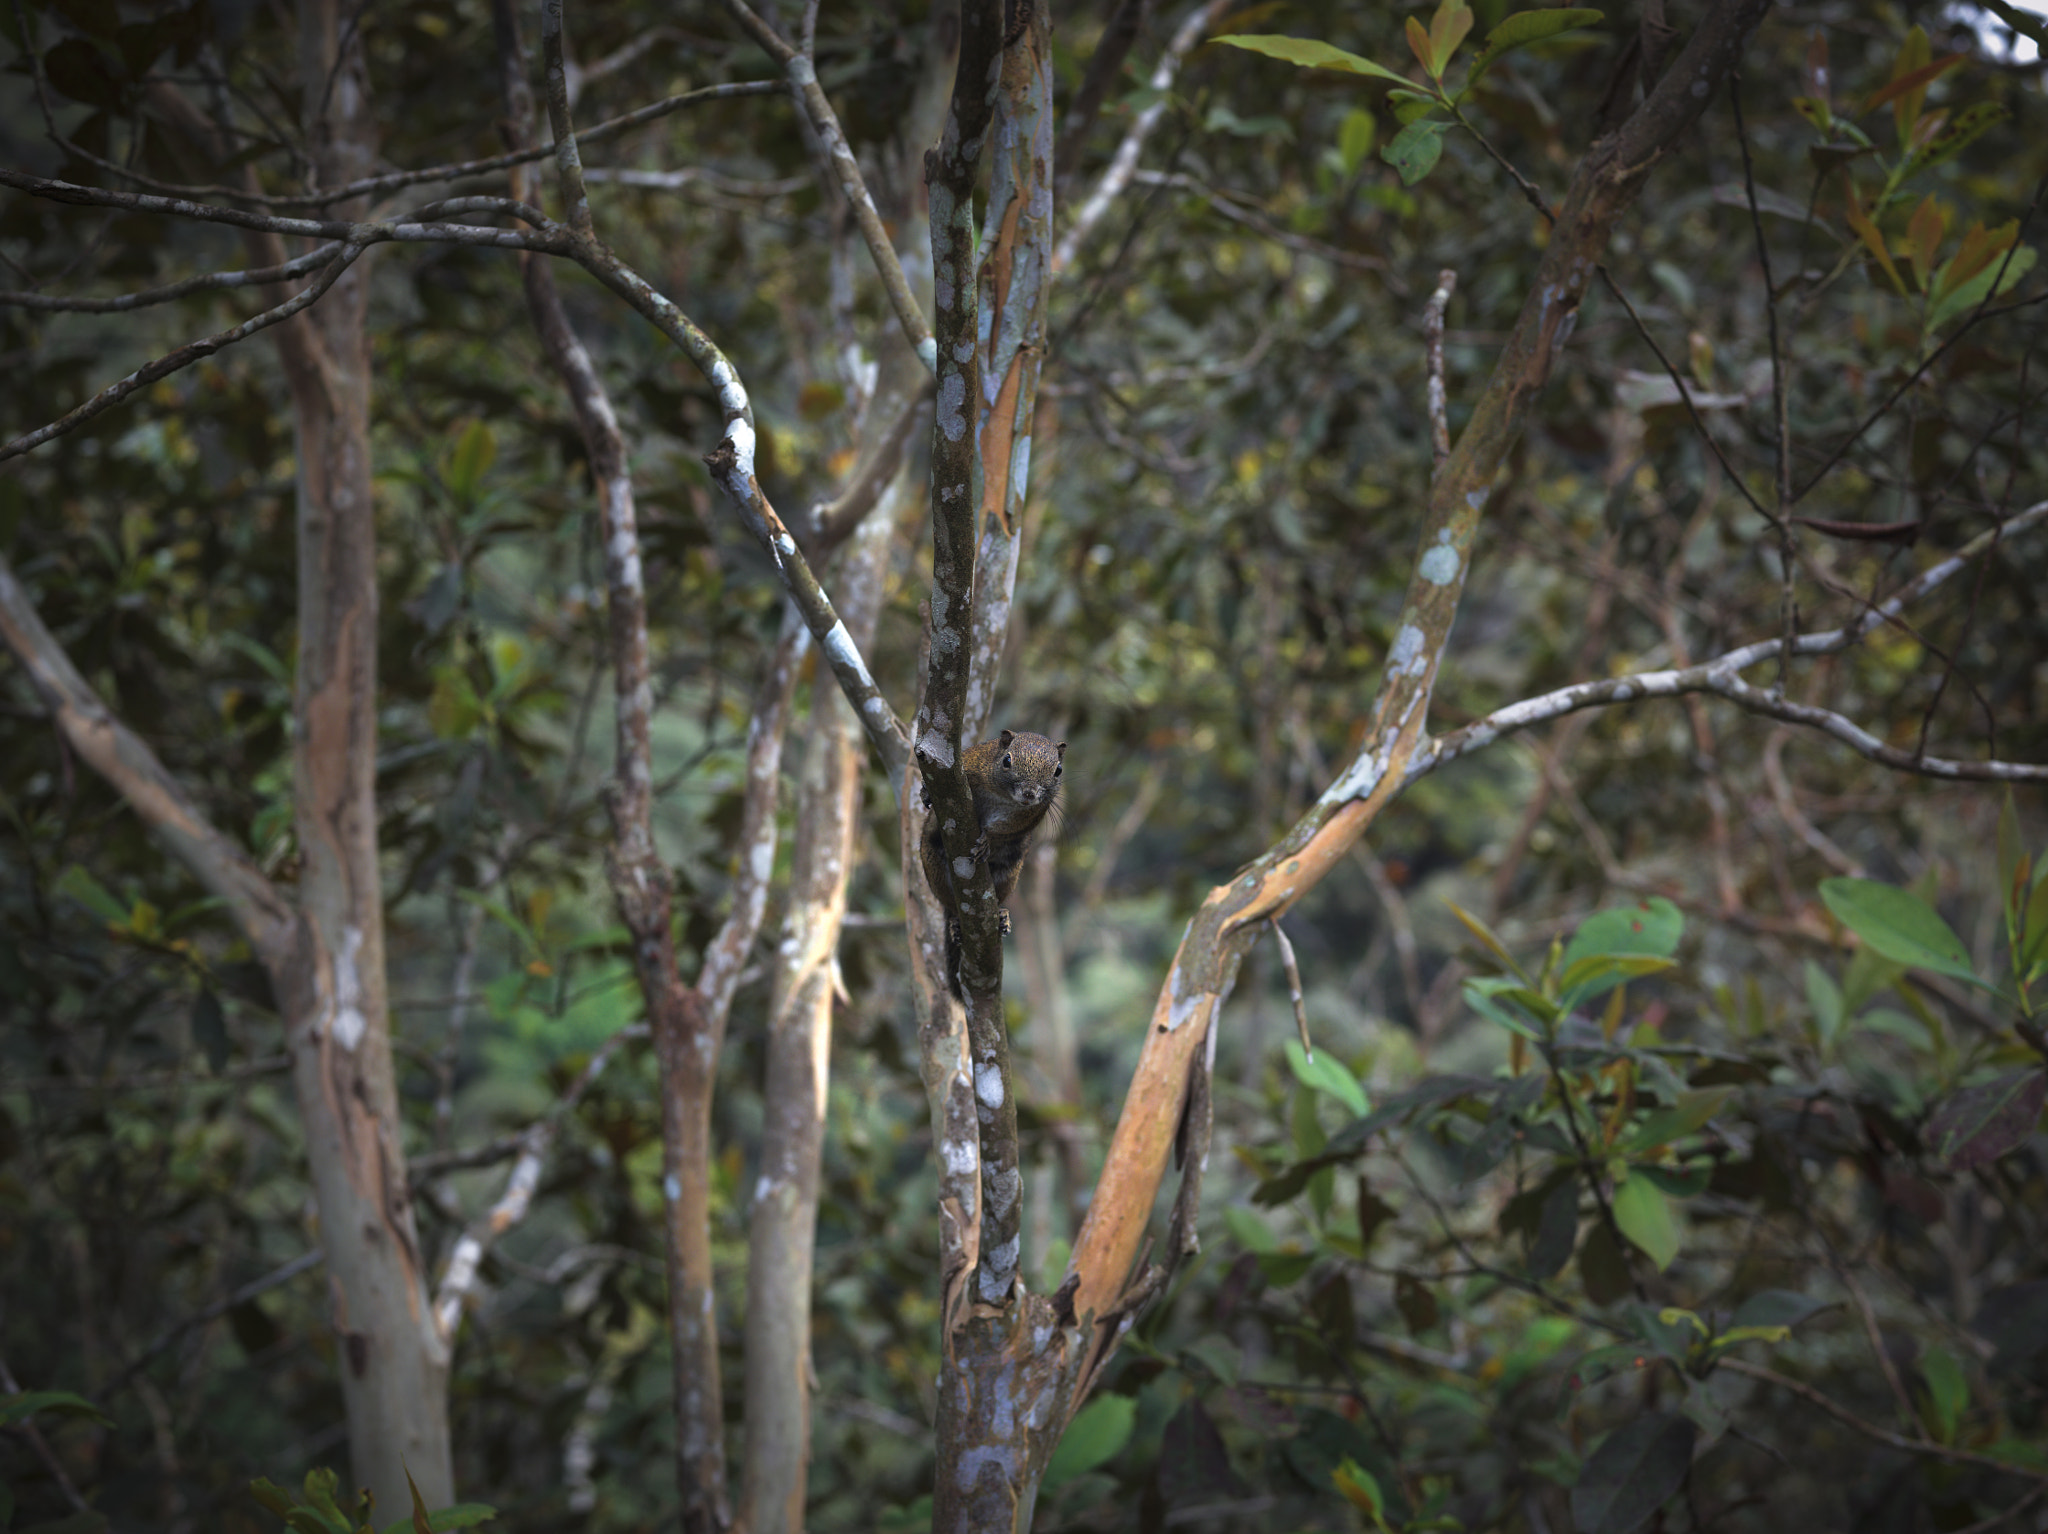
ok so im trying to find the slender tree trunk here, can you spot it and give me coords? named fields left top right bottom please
left=273, top=0, right=452, bottom=1511
left=740, top=498, right=896, bottom=1534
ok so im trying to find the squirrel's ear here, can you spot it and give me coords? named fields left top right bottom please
left=998, top=728, right=1016, bottom=747
left=1056, top=741, right=1067, bottom=759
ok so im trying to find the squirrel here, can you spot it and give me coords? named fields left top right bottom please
left=920, top=729, right=1066, bottom=997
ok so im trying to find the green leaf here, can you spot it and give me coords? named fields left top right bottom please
left=1924, top=1070, right=2046, bottom=1173
left=1223, top=1204, right=1280, bottom=1254
left=0, top=1390, right=114, bottom=1428
left=1920, top=1346, right=1968, bottom=1443
left=444, top=419, right=497, bottom=503
left=1213, top=34, right=1410, bottom=85
left=1564, top=897, right=1684, bottom=967
left=1463, top=975, right=1549, bottom=1039
left=1570, top=1412, right=1697, bottom=1534
left=1729, top=1289, right=1833, bottom=1332
left=54, top=865, right=129, bottom=926
left=1611, top=1173, right=1679, bottom=1270
left=1044, top=1393, right=1135, bottom=1488
left=1710, top=1324, right=1790, bottom=1349
left=1819, top=878, right=1978, bottom=984
left=1285, top=1038, right=1370, bottom=1117
left=1466, top=8, right=1605, bottom=88
left=1804, top=960, right=1844, bottom=1046
left=1337, top=107, right=1377, bottom=174
left=407, top=1469, right=432, bottom=1534
left=1621, top=1088, right=1732, bottom=1152
left=1445, top=900, right=1531, bottom=979
left=191, top=988, right=231, bottom=1073
left=250, top=1480, right=299, bottom=1518
left=1902, top=101, right=2012, bottom=182
left=1926, top=241, right=2034, bottom=334
left=1382, top=119, right=1451, bottom=185
left=1557, top=953, right=1674, bottom=1011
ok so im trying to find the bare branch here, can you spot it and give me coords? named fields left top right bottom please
left=114, top=1250, right=324, bottom=1386
left=0, top=557, right=298, bottom=969
left=807, top=381, right=936, bottom=558
left=0, top=167, right=561, bottom=247
left=0, top=243, right=365, bottom=464
left=722, top=0, right=937, bottom=370
left=141, top=80, right=783, bottom=211
left=1424, top=268, right=1457, bottom=474
left=1053, top=0, right=1231, bottom=275
left=1414, top=498, right=2048, bottom=782
left=0, top=243, right=346, bottom=312
left=1719, top=1358, right=2048, bottom=1482
left=539, top=0, right=595, bottom=237
left=1055, top=0, right=1153, bottom=181
left=431, top=1025, right=637, bottom=1344
left=1131, top=169, right=1397, bottom=280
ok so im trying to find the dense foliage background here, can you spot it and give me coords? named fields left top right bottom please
left=3, top=0, right=2046, bottom=1530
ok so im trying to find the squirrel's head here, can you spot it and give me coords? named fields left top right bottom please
left=996, top=728, right=1066, bottom=806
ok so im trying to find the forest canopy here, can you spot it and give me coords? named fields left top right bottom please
left=3, top=1, right=2047, bottom=1532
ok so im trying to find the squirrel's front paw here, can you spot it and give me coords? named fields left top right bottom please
left=997, top=908, right=1013, bottom=936
left=969, top=832, right=991, bottom=862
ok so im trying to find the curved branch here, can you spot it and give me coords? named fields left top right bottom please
left=0, top=555, right=298, bottom=970
left=722, top=0, right=937, bottom=370
left=68, top=80, right=785, bottom=211
left=1413, top=498, right=2048, bottom=785
left=0, top=243, right=346, bottom=312
left=0, top=243, right=365, bottom=463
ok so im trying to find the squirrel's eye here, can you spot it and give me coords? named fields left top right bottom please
left=1002, top=753, right=1013, bottom=768
left=1054, top=765, right=1062, bottom=776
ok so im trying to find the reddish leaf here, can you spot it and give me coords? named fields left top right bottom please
left=1926, top=1070, right=2046, bottom=1173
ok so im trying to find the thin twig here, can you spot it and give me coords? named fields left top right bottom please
left=0, top=1354, right=92, bottom=1513
left=1729, top=72, right=1799, bottom=691
left=112, top=1250, right=324, bottom=1386
left=1719, top=1358, right=2048, bottom=1481
left=0, top=243, right=365, bottom=463
left=1269, top=918, right=1312, bottom=1060
left=721, top=0, right=936, bottom=368
left=1053, top=0, right=1230, bottom=274
left=0, top=243, right=346, bottom=312
left=1424, top=268, right=1458, bottom=474
left=1413, top=498, right=2048, bottom=785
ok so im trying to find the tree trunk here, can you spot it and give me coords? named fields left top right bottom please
left=274, top=0, right=451, bottom=1510
left=740, top=497, right=897, bottom=1533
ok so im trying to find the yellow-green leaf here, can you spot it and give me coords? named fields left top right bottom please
left=1214, top=34, right=1409, bottom=85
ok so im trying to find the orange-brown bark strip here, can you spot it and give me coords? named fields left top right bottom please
left=1064, top=0, right=1774, bottom=1385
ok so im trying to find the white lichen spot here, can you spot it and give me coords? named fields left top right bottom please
left=709, top=358, right=750, bottom=417
left=664, top=1173, right=682, bottom=1203
left=987, top=1234, right=1019, bottom=1273
left=1610, top=684, right=1634, bottom=702
left=331, top=926, right=367, bottom=1052
left=953, top=855, right=975, bottom=879
left=975, top=1062, right=1005, bottom=1108
left=1466, top=489, right=1488, bottom=511
left=937, top=373, right=968, bottom=442
left=1389, top=624, right=1426, bottom=674
left=726, top=418, right=757, bottom=472
left=1419, top=543, right=1460, bottom=586
left=822, top=620, right=858, bottom=674
left=943, top=1135, right=977, bottom=1175
left=1010, top=436, right=1031, bottom=500
left=920, top=729, right=955, bottom=768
